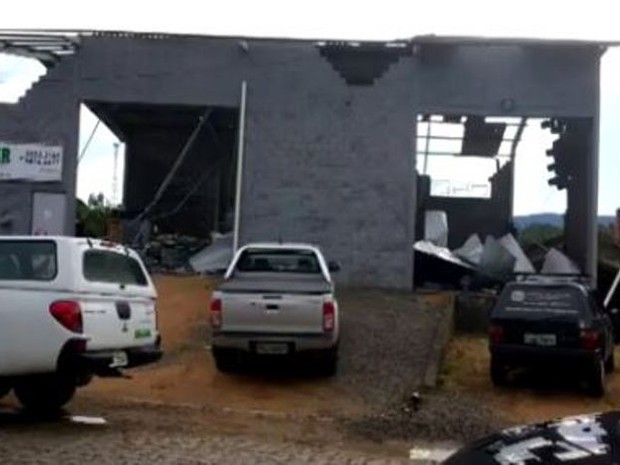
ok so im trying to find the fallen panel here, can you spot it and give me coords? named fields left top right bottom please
left=414, top=241, right=473, bottom=269
left=189, top=233, right=233, bottom=274
left=499, top=233, right=536, bottom=273
left=478, top=235, right=516, bottom=281
left=454, top=234, right=484, bottom=266
left=541, top=248, right=581, bottom=274
left=424, top=210, right=448, bottom=247
left=414, top=240, right=474, bottom=289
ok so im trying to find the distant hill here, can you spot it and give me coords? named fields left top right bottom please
left=514, top=213, right=615, bottom=229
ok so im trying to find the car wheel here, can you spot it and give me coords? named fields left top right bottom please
left=213, top=347, right=238, bottom=373
left=0, top=383, right=11, bottom=400
left=490, top=356, right=508, bottom=387
left=587, top=358, right=605, bottom=398
left=316, top=347, right=338, bottom=377
left=605, top=349, right=616, bottom=373
left=14, top=375, right=76, bottom=413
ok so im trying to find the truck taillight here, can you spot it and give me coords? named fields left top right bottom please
left=323, top=301, right=335, bottom=332
left=580, top=329, right=600, bottom=350
left=489, top=324, right=504, bottom=344
left=210, top=298, right=223, bottom=329
left=50, top=300, right=83, bottom=333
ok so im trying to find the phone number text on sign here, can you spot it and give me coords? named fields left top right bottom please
left=23, top=150, right=62, bottom=167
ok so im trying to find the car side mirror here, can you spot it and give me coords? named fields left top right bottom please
left=328, top=261, right=341, bottom=273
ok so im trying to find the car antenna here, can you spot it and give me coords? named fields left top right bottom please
left=86, top=237, right=93, bottom=248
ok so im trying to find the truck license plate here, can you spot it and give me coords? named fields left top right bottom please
left=110, top=351, right=128, bottom=368
left=255, top=343, right=289, bottom=355
left=524, top=333, right=557, bottom=346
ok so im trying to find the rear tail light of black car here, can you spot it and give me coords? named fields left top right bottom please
left=489, top=324, right=504, bottom=344
left=323, top=301, right=335, bottom=332
left=580, top=329, right=601, bottom=350
left=210, top=298, right=223, bottom=329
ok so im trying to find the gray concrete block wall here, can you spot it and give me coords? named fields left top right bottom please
left=240, top=46, right=417, bottom=288
left=0, top=33, right=604, bottom=288
left=415, top=44, right=600, bottom=117
left=0, top=55, right=79, bottom=235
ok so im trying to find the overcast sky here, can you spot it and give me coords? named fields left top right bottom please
left=0, top=0, right=618, bottom=215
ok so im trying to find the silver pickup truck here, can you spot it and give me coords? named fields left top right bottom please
left=209, top=243, right=340, bottom=375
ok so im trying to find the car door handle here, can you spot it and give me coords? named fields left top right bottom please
left=265, top=304, right=279, bottom=311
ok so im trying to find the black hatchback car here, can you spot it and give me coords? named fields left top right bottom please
left=489, top=275, right=618, bottom=397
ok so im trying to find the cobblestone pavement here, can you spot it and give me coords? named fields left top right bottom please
left=0, top=402, right=415, bottom=465
left=0, top=428, right=411, bottom=465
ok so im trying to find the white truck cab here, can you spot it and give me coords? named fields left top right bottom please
left=0, top=236, right=162, bottom=411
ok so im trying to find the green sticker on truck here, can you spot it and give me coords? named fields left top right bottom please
left=134, top=328, right=152, bottom=339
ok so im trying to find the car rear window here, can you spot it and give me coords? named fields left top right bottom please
left=83, top=250, right=148, bottom=286
left=494, top=284, right=584, bottom=316
left=0, top=240, right=57, bottom=281
left=236, top=249, right=321, bottom=274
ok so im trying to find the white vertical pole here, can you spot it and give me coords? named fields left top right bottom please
left=233, top=81, right=247, bottom=252
left=604, top=267, right=620, bottom=309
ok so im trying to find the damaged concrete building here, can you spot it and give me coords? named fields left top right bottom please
left=0, top=31, right=606, bottom=288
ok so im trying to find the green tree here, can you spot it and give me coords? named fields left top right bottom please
left=78, top=193, right=111, bottom=238
left=519, top=223, right=563, bottom=246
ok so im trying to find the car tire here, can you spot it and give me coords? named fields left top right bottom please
left=588, top=358, right=605, bottom=398
left=490, top=356, right=508, bottom=387
left=0, top=383, right=11, bottom=400
left=605, top=349, right=616, bottom=373
left=316, top=347, right=338, bottom=377
left=213, top=347, right=238, bottom=373
left=14, top=375, right=76, bottom=413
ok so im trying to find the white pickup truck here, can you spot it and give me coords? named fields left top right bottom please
left=0, top=236, right=162, bottom=411
left=210, top=243, right=340, bottom=375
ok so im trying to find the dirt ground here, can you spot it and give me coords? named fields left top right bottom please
left=85, top=276, right=360, bottom=417
left=442, top=335, right=620, bottom=425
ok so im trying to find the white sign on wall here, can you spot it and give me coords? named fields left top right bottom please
left=0, top=142, right=63, bottom=182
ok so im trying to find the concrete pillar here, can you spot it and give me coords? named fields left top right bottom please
left=565, top=118, right=598, bottom=285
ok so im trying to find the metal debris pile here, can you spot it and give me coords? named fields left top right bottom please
left=414, top=232, right=580, bottom=290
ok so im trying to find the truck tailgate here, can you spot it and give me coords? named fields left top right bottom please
left=81, top=294, right=158, bottom=350
left=221, top=292, right=326, bottom=334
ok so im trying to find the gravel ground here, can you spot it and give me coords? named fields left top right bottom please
left=334, top=289, right=503, bottom=442
left=344, top=391, right=504, bottom=443
left=336, top=289, right=440, bottom=407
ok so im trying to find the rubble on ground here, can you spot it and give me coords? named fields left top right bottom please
left=189, top=233, right=234, bottom=274
left=141, top=234, right=211, bottom=273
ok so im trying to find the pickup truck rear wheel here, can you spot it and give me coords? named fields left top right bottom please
left=490, top=356, right=508, bottom=387
left=605, top=349, right=615, bottom=373
left=213, top=347, right=238, bottom=373
left=14, top=375, right=76, bottom=413
left=316, top=348, right=338, bottom=377
left=0, top=383, right=10, bottom=399
left=587, top=358, right=605, bottom=398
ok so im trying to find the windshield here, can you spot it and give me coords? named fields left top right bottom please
left=235, top=249, right=321, bottom=274
left=83, top=250, right=148, bottom=286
